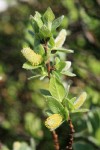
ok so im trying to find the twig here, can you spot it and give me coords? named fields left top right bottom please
left=43, top=41, right=60, bottom=150
left=52, top=131, right=60, bottom=150
left=66, top=117, right=75, bottom=150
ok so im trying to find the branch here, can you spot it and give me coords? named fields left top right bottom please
left=66, top=117, right=75, bottom=150
left=43, top=41, right=60, bottom=150
left=52, top=131, right=60, bottom=150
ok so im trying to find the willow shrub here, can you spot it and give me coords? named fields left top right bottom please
left=21, top=7, right=88, bottom=150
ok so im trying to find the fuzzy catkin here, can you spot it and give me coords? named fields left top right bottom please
left=21, top=47, right=43, bottom=66
left=45, top=114, right=63, bottom=131
left=74, top=92, right=87, bottom=109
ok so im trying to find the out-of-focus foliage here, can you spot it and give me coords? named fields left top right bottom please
left=0, top=0, right=100, bottom=150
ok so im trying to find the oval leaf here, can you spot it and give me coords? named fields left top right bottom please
left=22, top=62, right=41, bottom=70
left=52, top=48, right=74, bottom=53
left=43, top=7, right=55, bottom=22
left=52, top=15, right=64, bottom=31
left=49, top=76, right=66, bottom=102
left=71, top=109, right=89, bottom=113
left=46, top=96, right=65, bottom=116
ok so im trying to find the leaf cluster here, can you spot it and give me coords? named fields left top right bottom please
left=21, top=7, right=88, bottom=131
left=22, top=7, right=74, bottom=80
left=40, top=75, right=88, bottom=129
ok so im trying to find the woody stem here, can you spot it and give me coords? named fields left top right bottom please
left=52, top=131, right=60, bottom=150
left=66, top=117, right=75, bottom=150
left=43, top=41, right=60, bottom=150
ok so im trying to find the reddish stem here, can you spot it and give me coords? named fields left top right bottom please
left=52, top=131, right=60, bottom=150
left=43, top=41, right=60, bottom=150
left=66, top=117, right=75, bottom=150
left=46, top=61, right=51, bottom=79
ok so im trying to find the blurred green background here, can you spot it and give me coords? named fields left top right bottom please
left=0, top=0, right=100, bottom=150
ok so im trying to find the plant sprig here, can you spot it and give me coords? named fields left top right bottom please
left=21, top=7, right=89, bottom=150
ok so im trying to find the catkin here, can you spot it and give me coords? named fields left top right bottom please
left=45, top=114, right=63, bottom=131
left=74, top=92, right=87, bottom=109
left=21, top=47, right=43, bottom=66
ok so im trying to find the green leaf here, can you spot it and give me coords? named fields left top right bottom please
left=61, top=61, right=76, bottom=77
left=40, top=89, right=51, bottom=96
left=52, top=15, right=64, bottom=31
left=48, top=37, right=55, bottom=48
left=61, top=71, right=76, bottom=77
left=33, top=34, right=40, bottom=47
left=70, top=97, right=77, bottom=103
left=55, top=57, right=60, bottom=64
left=52, top=71, right=60, bottom=79
left=40, top=66, right=48, bottom=79
left=46, top=96, right=65, bottom=116
left=33, top=12, right=43, bottom=28
left=30, top=15, right=39, bottom=33
left=64, top=107, right=69, bottom=120
left=63, top=98, right=75, bottom=110
left=28, top=75, right=41, bottom=80
left=62, top=61, right=71, bottom=71
left=39, top=25, right=51, bottom=39
left=43, top=7, right=55, bottom=22
left=22, top=62, right=41, bottom=70
left=55, top=29, right=67, bottom=48
left=65, top=84, right=70, bottom=97
left=35, top=44, right=45, bottom=56
left=55, top=60, right=66, bottom=72
left=45, top=110, right=53, bottom=116
left=71, top=109, right=89, bottom=113
left=49, top=76, right=66, bottom=102
left=28, top=30, right=34, bottom=36
left=39, top=75, right=47, bottom=80
left=52, top=48, right=74, bottom=53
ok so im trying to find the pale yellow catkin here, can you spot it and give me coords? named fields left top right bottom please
left=21, top=47, right=43, bottom=66
left=74, top=92, right=87, bottom=109
left=45, top=114, right=63, bottom=131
